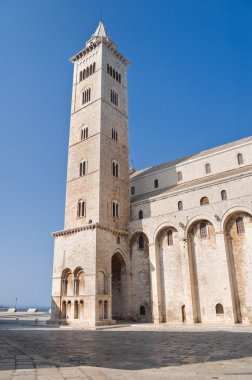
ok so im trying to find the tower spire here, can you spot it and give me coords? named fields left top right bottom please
left=93, top=20, right=108, bottom=38
left=86, top=20, right=115, bottom=48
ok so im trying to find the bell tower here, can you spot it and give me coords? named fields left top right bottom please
left=51, top=22, right=130, bottom=326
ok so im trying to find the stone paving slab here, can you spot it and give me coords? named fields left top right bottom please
left=1, top=317, right=252, bottom=379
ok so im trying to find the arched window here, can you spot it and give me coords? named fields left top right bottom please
left=81, top=126, right=88, bottom=140
left=177, top=171, right=182, bottom=182
left=99, top=300, right=103, bottom=320
left=90, top=64, right=93, bottom=75
left=139, top=210, right=143, bottom=220
left=237, top=153, right=243, bottom=165
left=178, top=201, right=183, bottom=211
left=154, top=179, right=159, bottom=189
left=61, top=301, right=66, bottom=319
left=67, top=300, right=71, bottom=318
left=131, top=186, right=135, bottom=196
left=200, top=223, right=208, bottom=239
left=236, top=216, right=245, bottom=234
left=113, top=68, right=115, bottom=78
left=74, top=300, right=79, bottom=319
left=205, top=163, right=211, bottom=174
left=66, top=272, right=74, bottom=297
left=79, top=160, right=87, bottom=176
left=216, top=303, right=224, bottom=315
left=111, top=89, right=118, bottom=106
left=112, top=161, right=119, bottom=177
left=221, top=190, right=227, bottom=201
left=79, top=300, right=84, bottom=319
left=118, top=74, right=121, bottom=83
left=82, top=88, right=91, bottom=104
left=77, top=199, right=85, bottom=218
left=200, top=196, right=209, bottom=206
left=138, top=235, right=144, bottom=249
left=109, top=66, right=112, bottom=76
left=86, top=66, right=89, bottom=77
left=140, top=306, right=145, bottom=315
left=112, top=201, right=119, bottom=218
left=83, top=69, right=86, bottom=79
left=93, top=62, right=96, bottom=72
left=104, top=301, right=108, bottom=319
left=167, top=230, right=173, bottom=246
left=79, top=71, right=83, bottom=82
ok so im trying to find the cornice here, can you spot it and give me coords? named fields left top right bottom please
left=131, top=166, right=252, bottom=207
left=52, top=222, right=129, bottom=238
left=70, top=37, right=130, bottom=65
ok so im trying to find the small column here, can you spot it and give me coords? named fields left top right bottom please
left=149, top=243, right=161, bottom=323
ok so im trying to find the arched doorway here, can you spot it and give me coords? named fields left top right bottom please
left=111, top=252, right=127, bottom=320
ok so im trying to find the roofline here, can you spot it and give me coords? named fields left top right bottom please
left=130, top=136, right=252, bottom=182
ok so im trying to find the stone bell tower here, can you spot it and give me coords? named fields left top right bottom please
left=50, top=22, right=130, bottom=326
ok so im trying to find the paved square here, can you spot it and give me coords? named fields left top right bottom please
left=1, top=313, right=252, bottom=379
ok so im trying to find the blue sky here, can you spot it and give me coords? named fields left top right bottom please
left=0, top=0, right=251, bottom=306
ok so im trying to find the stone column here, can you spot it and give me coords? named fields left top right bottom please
left=179, top=237, right=194, bottom=323
left=149, top=243, right=162, bottom=323
left=215, top=230, right=236, bottom=322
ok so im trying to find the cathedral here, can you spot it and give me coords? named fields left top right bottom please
left=51, top=22, right=252, bottom=327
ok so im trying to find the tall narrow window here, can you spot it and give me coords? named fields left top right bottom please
left=93, top=62, right=96, bottom=72
left=177, top=171, right=182, bottom=182
left=200, top=197, right=209, bottom=206
left=221, top=190, right=227, bottom=201
left=111, top=89, right=118, bottom=106
left=109, top=66, right=112, bottom=76
left=81, top=126, right=88, bottom=140
left=79, top=160, right=87, bottom=176
left=139, top=210, right=143, bottom=220
left=83, top=69, right=86, bottom=80
left=112, top=201, right=119, bottom=218
left=167, top=230, right=173, bottom=246
left=200, top=223, right=208, bottom=239
left=138, top=235, right=144, bottom=249
left=178, top=201, right=183, bottom=211
left=216, top=303, right=224, bottom=315
left=154, top=179, right=159, bottom=189
left=131, top=186, right=135, bottom=195
left=205, top=163, right=211, bottom=174
left=86, top=66, right=89, bottom=77
left=236, top=217, right=245, bottom=234
left=82, top=88, right=91, bottom=104
left=90, top=64, right=93, bottom=75
left=77, top=200, right=85, bottom=218
left=79, top=71, right=83, bottom=82
left=237, top=153, right=243, bottom=165
left=112, top=128, right=118, bottom=141
left=112, top=161, right=118, bottom=177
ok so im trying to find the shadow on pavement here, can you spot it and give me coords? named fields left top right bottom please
left=0, top=326, right=252, bottom=371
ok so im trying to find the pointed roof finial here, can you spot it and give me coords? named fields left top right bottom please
left=86, top=20, right=115, bottom=48
left=93, top=20, right=108, bottom=38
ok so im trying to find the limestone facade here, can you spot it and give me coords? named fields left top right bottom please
left=51, top=22, right=252, bottom=326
